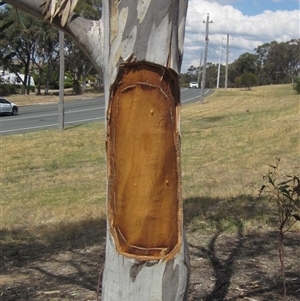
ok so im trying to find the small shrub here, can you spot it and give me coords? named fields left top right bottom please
left=292, top=77, right=300, bottom=94
left=240, top=73, right=258, bottom=90
left=0, top=84, right=18, bottom=96
left=259, top=158, right=300, bottom=299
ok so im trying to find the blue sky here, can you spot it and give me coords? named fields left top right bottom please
left=227, top=0, right=299, bottom=16
left=182, top=0, right=300, bottom=72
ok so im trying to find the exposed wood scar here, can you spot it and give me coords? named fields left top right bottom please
left=108, top=62, right=181, bottom=260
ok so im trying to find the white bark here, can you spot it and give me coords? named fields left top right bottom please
left=102, top=0, right=188, bottom=87
left=102, top=230, right=189, bottom=301
left=5, top=1, right=190, bottom=300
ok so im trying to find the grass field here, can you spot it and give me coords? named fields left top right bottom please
left=1, top=84, right=299, bottom=245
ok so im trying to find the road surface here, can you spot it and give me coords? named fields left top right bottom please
left=0, top=88, right=211, bottom=136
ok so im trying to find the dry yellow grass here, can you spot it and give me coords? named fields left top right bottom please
left=0, top=124, right=106, bottom=242
left=181, top=84, right=299, bottom=234
left=182, top=85, right=299, bottom=198
left=0, top=84, right=299, bottom=243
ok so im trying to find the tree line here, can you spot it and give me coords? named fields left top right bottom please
left=0, top=0, right=102, bottom=96
left=182, top=39, right=300, bottom=89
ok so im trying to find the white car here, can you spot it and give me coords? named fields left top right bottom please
left=0, top=98, right=18, bottom=115
left=189, top=82, right=199, bottom=88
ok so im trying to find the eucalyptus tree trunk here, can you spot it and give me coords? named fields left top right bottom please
left=5, top=1, right=190, bottom=300
left=102, top=1, right=190, bottom=300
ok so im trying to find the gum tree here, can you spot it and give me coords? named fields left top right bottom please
left=4, top=0, right=190, bottom=299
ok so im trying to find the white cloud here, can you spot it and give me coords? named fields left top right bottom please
left=182, top=0, right=300, bottom=72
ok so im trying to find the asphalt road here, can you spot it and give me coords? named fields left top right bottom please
left=0, top=88, right=211, bottom=136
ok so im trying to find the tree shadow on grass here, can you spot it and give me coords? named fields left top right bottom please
left=1, top=195, right=299, bottom=300
left=0, top=217, right=107, bottom=300
left=184, top=195, right=300, bottom=301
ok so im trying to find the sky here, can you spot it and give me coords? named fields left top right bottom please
left=182, top=0, right=300, bottom=72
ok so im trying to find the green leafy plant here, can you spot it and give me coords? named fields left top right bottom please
left=292, top=77, right=300, bottom=94
left=259, top=158, right=300, bottom=299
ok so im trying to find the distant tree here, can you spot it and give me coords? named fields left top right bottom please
left=180, top=65, right=199, bottom=86
left=204, top=63, right=226, bottom=88
left=235, top=76, right=241, bottom=88
left=187, top=65, right=198, bottom=80
left=0, top=6, right=36, bottom=94
left=180, top=72, right=194, bottom=86
left=255, top=39, right=300, bottom=85
left=204, top=63, right=218, bottom=88
left=64, top=35, right=97, bottom=93
left=32, top=21, right=59, bottom=94
left=75, top=0, right=102, bottom=19
left=0, top=6, right=61, bottom=94
left=71, top=0, right=101, bottom=92
left=181, top=39, right=299, bottom=89
left=233, top=53, right=258, bottom=76
left=239, top=73, right=258, bottom=90
left=227, top=53, right=258, bottom=88
left=226, top=39, right=300, bottom=87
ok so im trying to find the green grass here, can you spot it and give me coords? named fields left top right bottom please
left=0, top=84, right=299, bottom=243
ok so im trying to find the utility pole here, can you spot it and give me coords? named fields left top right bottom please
left=200, top=13, right=212, bottom=103
left=225, top=32, right=229, bottom=91
left=217, top=43, right=222, bottom=88
left=58, top=30, right=65, bottom=130
left=197, top=53, right=203, bottom=88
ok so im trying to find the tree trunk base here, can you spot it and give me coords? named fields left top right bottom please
left=102, top=231, right=190, bottom=301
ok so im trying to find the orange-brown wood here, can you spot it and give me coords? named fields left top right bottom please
left=107, top=63, right=182, bottom=259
